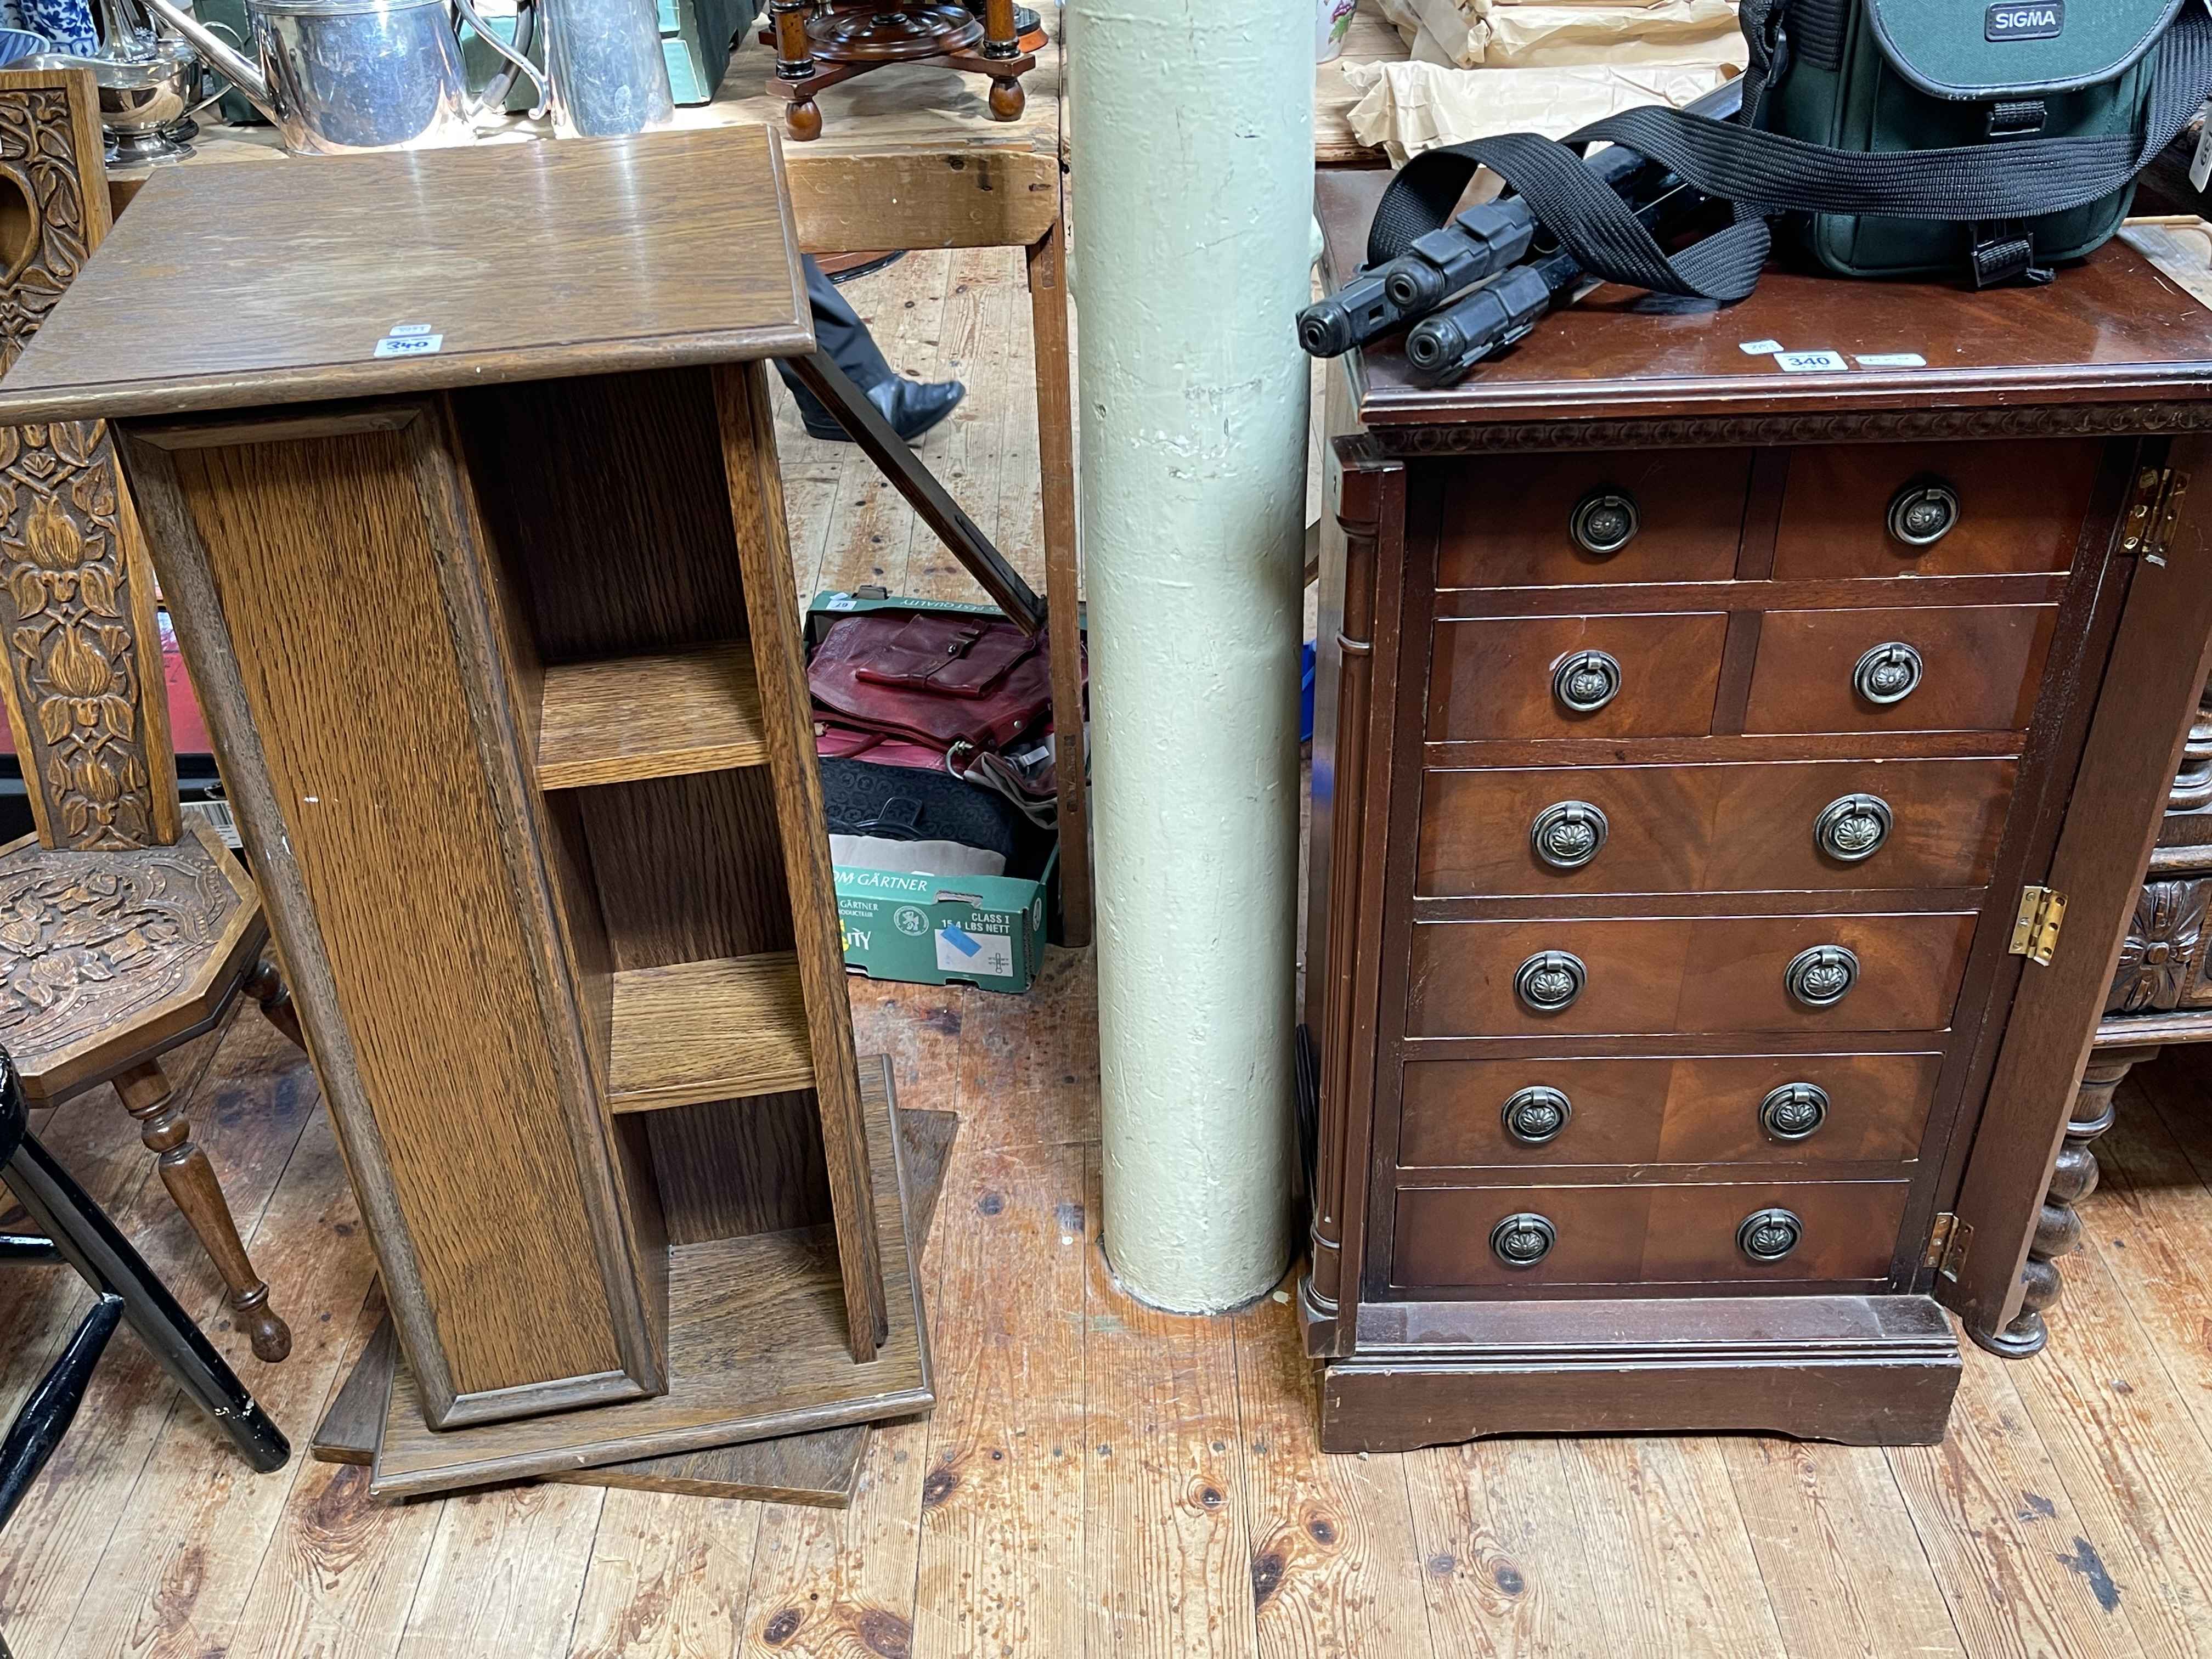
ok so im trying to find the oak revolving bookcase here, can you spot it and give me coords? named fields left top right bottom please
left=0, top=127, right=935, bottom=1496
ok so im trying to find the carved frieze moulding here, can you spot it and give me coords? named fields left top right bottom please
left=1348, top=400, right=2212, bottom=459
left=0, top=421, right=164, bottom=850
left=2108, top=879, right=2212, bottom=1015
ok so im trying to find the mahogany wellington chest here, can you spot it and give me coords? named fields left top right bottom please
left=1304, top=175, right=2212, bottom=1452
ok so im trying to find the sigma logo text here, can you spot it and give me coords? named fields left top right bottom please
left=1987, top=1, right=2063, bottom=42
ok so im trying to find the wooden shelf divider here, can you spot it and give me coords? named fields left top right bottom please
left=607, top=950, right=816, bottom=1113
left=537, top=640, right=768, bottom=791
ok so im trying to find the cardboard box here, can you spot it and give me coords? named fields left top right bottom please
left=834, top=851, right=1056, bottom=992
left=809, top=589, right=1068, bottom=993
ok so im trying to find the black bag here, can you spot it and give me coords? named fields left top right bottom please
left=1368, top=0, right=2212, bottom=296
left=819, top=758, right=1047, bottom=879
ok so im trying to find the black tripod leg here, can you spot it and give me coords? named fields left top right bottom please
left=788, top=349, right=1047, bottom=635
left=2, top=1137, right=289, bottom=1474
left=0, top=1293, right=121, bottom=1531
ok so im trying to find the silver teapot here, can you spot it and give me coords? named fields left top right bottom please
left=30, top=0, right=228, bottom=163
left=135, top=0, right=550, bottom=154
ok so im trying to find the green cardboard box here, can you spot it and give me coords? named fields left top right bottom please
left=810, top=588, right=1073, bottom=994
left=834, top=852, right=1054, bottom=993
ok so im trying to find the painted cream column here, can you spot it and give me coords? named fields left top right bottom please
left=1066, top=0, right=1312, bottom=1311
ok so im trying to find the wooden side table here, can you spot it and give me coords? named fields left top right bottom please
left=0, top=127, right=945, bottom=1498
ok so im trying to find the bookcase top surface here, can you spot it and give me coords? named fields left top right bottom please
left=0, top=125, right=814, bottom=424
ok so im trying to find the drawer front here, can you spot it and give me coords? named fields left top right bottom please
left=1398, top=1052, right=1944, bottom=1169
left=1406, top=912, right=1979, bottom=1039
left=1417, top=758, right=2018, bottom=896
left=1430, top=613, right=1729, bottom=742
left=1392, top=1180, right=1912, bottom=1289
left=1773, top=440, right=2102, bottom=580
left=1743, top=605, right=2055, bottom=736
left=1437, top=449, right=1754, bottom=589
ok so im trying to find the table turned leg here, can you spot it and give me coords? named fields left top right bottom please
left=1977, top=1045, right=2154, bottom=1357
left=114, top=1060, right=291, bottom=1363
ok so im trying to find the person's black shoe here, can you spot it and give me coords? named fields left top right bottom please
left=797, top=376, right=966, bottom=444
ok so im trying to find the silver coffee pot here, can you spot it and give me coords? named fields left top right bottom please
left=134, top=0, right=550, bottom=154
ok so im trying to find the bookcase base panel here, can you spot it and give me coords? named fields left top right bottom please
left=368, top=1059, right=933, bottom=1498
left=314, top=1103, right=956, bottom=1506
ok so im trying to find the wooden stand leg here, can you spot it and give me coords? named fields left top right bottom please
left=1028, top=218, right=1092, bottom=946
left=115, top=1060, right=291, bottom=1363
left=241, top=947, right=305, bottom=1052
left=769, top=0, right=822, bottom=140
left=1974, top=1045, right=2154, bottom=1357
left=979, top=0, right=1023, bottom=115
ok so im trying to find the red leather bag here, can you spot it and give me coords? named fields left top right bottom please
left=808, top=613, right=1054, bottom=750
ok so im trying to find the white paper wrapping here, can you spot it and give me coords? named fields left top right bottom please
left=1343, top=55, right=1738, bottom=164
left=1387, top=0, right=1745, bottom=71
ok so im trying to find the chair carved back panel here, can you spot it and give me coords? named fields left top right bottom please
left=0, top=69, right=178, bottom=852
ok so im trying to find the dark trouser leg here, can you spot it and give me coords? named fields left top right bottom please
left=780, top=254, right=897, bottom=427
left=783, top=253, right=902, bottom=436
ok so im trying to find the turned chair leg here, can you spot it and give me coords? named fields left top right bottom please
left=242, top=948, right=306, bottom=1052
left=114, top=1060, right=291, bottom=1363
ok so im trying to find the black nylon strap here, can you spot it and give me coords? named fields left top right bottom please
left=1365, top=0, right=2212, bottom=303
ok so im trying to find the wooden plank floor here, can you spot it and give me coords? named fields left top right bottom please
left=9, top=250, right=2212, bottom=1655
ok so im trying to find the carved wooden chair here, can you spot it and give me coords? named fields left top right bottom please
left=0, top=67, right=298, bottom=1362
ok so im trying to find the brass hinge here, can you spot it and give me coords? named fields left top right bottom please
left=2009, top=884, right=2068, bottom=966
left=2121, top=466, right=2191, bottom=568
left=1925, top=1212, right=1972, bottom=1280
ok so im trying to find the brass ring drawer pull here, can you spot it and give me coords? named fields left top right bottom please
left=1888, top=480, right=1961, bottom=548
left=1570, top=489, right=1641, bottom=557
left=1515, top=951, right=1587, bottom=1013
left=1759, top=1082, right=1830, bottom=1142
left=1853, top=641, right=1923, bottom=706
left=1531, top=800, right=1609, bottom=871
left=1552, top=650, right=1622, bottom=715
left=1785, top=945, right=1859, bottom=1009
left=1738, top=1207, right=1803, bottom=1263
left=1814, top=793, right=1892, bottom=863
left=1502, top=1085, right=1572, bottom=1145
left=1491, top=1212, right=1557, bottom=1267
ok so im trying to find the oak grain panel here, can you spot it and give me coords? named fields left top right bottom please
left=462, top=369, right=757, bottom=662
left=167, top=429, right=623, bottom=1397
left=1743, top=604, right=2057, bottom=736
left=1398, top=1052, right=1944, bottom=1169
left=1392, top=1178, right=1911, bottom=1289
left=1436, top=449, right=1754, bottom=589
left=1406, top=911, right=1980, bottom=1039
left=607, top=952, right=816, bottom=1112
left=1773, top=440, right=2102, bottom=580
left=0, top=127, right=813, bottom=424
left=537, top=640, right=768, bottom=790
left=1430, top=613, right=1729, bottom=742
left=1418, top=758, right=2018, bottom=896
left=647, top=1088, right=831, bottom=1244
left=578, top=769, right=795, bottom=970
